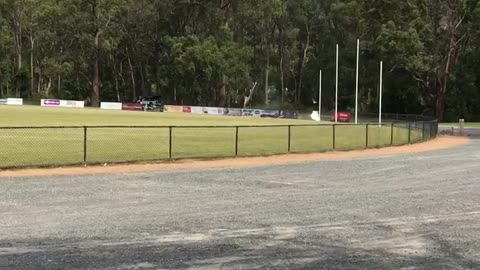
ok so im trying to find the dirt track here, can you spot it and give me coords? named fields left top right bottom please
left=0, top=137, right=479, bottom=269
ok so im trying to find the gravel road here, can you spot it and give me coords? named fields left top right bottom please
left=0, top=140, right=479, bottom=269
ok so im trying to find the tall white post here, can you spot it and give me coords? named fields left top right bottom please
left=319, top=70, right=322, bottom=122
left=335, top=44, right=339, bottom=123
left=379, top=61, right=383, bottom=126
left=355, top=39, right=360, bottom=124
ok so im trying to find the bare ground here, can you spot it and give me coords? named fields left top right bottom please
left=0, top=136, right=478, bottom=269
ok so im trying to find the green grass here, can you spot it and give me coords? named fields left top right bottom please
left=0, top=105, right=314, bottom=126
left=0, top=106, right=424, bottom=168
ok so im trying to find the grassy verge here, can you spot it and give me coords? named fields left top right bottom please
left=0, top=106, right=426, bottom=168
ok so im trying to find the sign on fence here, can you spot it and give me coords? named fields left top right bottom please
left=242, top=109, right=262, bottom=117
left=204, top=107, right=223, bottom=115
left=41, top=99, right=85, bottom=108
left=163, top=104, right=297, bottom=119
left=164, top=105, right=183, bottom=113
left=332, top=112, right=351, bottom=122
left=101, top=102, right=123, bottom=110
left=223, top=108, right=242, bottom=116
left=122, top=103, right=143, bottom=111
left=0, top=98, right=23, bottom=105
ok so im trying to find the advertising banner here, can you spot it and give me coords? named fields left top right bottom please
left=164, top=105, right=183, bottom=113
left=332, top=112, right=351, bottom=122
left=204, top=107, right=223, bottom=115
left=0, top=98, right=23, bottom=105
left=122, top=103, right=143, bottom=111
left=189, top=106, right=204, bottom=114
left=162, top=104, right=295, bottom=119
left=42, top=99, right=61, bottom=106
left=101, top=102, right=122, bottom=110
left=8, top=98, right=23, bottom=105
left=223, top=108, right=242, bottom=116
left=242, top=109, right=262, bottom=117
left=41, top=99, right=85, bottom=108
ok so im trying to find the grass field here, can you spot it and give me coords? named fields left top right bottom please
left=0, top=106, right=315, bottom=126
left=0, top=106, right=428, bottom=168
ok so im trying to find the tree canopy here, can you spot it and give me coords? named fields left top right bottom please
left=1, top=0, right=479, bottom=121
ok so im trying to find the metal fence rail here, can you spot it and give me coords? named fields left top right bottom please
left=0, top=120, right=438, bottom=169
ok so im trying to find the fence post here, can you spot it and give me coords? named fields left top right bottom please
left=422, top=122, right=425, bottom=141
left=365, top=124, right=369, bottom=149
left=288, top=125, right=291, bottom=153
left=235, top=126, right=239, bottom=157
left=83, top=126, right=87, bottom=164
left=431, top=122, right=435, bottom=139
left=169, top=126, right=173, bottom=160
left=408, top=123, right=412, bottom=144
left=332, top=125, right=336, bottom=150
left=390, top=123, right=394, bottom=145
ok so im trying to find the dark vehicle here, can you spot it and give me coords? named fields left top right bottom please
left=279, top=110, right=298, bottom=119
left=138, top=96, right=164, bottom=112
left=260, top=110, right=281, bottom=118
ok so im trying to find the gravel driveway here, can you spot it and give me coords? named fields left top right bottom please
left=0, top=140, right=479, bottom=269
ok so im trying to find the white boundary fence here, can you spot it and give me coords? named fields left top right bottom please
left=2, top=98, right=297, bottom=119
left=164, top=105, right=295, bottom=119
left=41, top=99, right=85, bottom=108
left=100, top=102, right=123, bottom=110
left=0, top=98, right=23, bottom=106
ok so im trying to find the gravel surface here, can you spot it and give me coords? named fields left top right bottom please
left=0, top=140, right=479, bottom=269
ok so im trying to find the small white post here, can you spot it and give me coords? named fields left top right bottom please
left=335, top=44, right=339, bottom=123
left=379, top=61, right=383, bottom=127
left=355, top=39, right=359, bottom=125
left=319, top=69, right=322, bottom=122
left=459, top=119, right=465, bottom=136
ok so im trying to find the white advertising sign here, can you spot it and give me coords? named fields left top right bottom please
left=101, top=102, right=122, bottom=110
left=0, top=98, right=23, bottom=105
left=190, top=106, right=204, bottom=114
left=204, top=107, right=222, bottom=115
left=41, top=99, right=85, bottom=108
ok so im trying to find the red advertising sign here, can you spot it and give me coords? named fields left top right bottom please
left=332, top=112, right=351, bottom=122
left=182, top=106, right=192, bottom=113
left=122, top=103, right=143, bottom=111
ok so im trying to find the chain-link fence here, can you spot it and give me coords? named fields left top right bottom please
left=439, top=126, right=480, bottom=137
left=0, top=119, right=438, bottom=169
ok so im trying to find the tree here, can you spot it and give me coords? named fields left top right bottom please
left=79, top=0, right=125, bottom=107
left=0, top=0, right=479, bottom=119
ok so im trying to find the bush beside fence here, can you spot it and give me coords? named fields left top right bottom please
left=0, top=120, right=438, bottom=169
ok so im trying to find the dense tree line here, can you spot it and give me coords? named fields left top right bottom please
left=0, top=0, right=479, bottom=121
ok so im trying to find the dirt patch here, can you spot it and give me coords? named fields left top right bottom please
left=0, top=136, right=468, bottom=178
